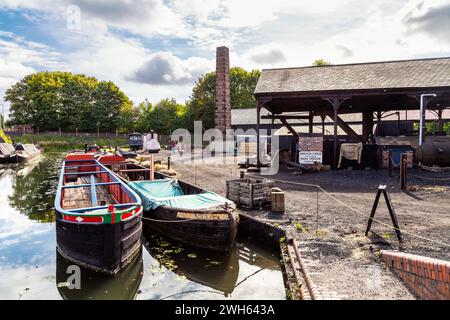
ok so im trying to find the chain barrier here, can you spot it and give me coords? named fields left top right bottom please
left=246, top=174, right=450, bottom=248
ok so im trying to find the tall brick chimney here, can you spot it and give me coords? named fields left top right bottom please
left=215, top=46, right=231, bottom=133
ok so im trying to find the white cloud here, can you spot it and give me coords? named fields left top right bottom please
left=172, top=0, right=221, bottom=21
left=1, top=0, right=450, bottom=108
left=402, top=0, right=450, bottom=43
left=71, top=0, right=187, bottom=37
left=243, top=45, right=286, bottom=65
left=130, top=51, right=212, bottom=85
left=0, top=31, right=62, bottom=117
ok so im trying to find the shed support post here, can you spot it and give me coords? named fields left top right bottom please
left=437, top=108, right=444, bottom=133
left=376, top=111, right=382, bottom=136
left=333, top=102, right=339, bottom=168
left=308, top=112, right=314, bottom=133
left=321, top=115, right=326, bottom=135
left=322, top=96, right=350, bottom=168
left=362, top=111, right=374, bottom=143
left=256, top=100, right=261, bottom=168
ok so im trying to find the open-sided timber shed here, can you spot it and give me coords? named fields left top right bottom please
left=254, top=57, right=450, bottom=168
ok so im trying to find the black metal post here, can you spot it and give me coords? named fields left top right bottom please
left=333, top=100, right=339, bottom=169
left=388, top=149, right=393, bottom=177
left=400, top=153, right=407, bottom=191
left=256, top=101, right=261, bottom=168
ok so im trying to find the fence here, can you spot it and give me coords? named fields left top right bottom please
left=387, top=151, right=450, bottom=191
left=4, top=130, right=174, bottom=142
left=5, top=130, right=128, bottom=138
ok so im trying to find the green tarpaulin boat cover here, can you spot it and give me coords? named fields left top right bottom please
left=129, top=179, right=233, bottom=211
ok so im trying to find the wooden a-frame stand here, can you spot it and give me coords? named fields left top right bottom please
left=365, top=185, right=402, bottom=242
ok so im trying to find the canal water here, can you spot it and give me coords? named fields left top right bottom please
left=0, top=154, right=286, bottom=300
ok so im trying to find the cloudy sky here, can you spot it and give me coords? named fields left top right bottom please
left=0, top=0, right=450, bottom=116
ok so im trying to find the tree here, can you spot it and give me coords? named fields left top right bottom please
left=186, top=67, right=261, bottom=130
left=4, top=71, right=132, bottom=133
left=185, top=71, right=216, bottom=130
left=135, top=98, right=187, bottom=134
left=312, top=59, right=332, bottom=66
left=135, top=99, right=154, bottom=133
left=230, top=67, right=261, bottom=109
left=116, top=100, right=138, bottom=133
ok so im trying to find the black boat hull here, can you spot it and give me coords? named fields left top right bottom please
left=143, top=206, right=239, bottom=253
left=56, top=212, right=142, bottom=275
left=0, top=155, right=11, bottom=163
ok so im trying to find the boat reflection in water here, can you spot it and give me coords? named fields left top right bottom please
left=143, top=227, right=281, bottom=297
left=144, top=231, right=239, bottom=296
left=56, top=250, right=143, bottom=300
left=235, top=238, right=281, bottom=271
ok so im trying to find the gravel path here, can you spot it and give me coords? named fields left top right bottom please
left=156, top=152, right=450, bottom=299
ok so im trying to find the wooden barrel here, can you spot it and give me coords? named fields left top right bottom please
left=271, top=187, right=285, bottom=213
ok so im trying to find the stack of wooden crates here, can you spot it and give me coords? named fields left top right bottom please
left=226, top=178, right=274, bottom=209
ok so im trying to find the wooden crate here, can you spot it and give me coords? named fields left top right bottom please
left=226, top=178, right=274, bottom=208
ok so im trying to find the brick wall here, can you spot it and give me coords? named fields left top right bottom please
left=215, top=46, right=231, bottom=133
left=297, top=134, right=323, bottom=165
left=381, top=250, right=450, bottom=300
left=381, top=150, right=413, bottom=169
left=298, top=134, right=323, bottom=152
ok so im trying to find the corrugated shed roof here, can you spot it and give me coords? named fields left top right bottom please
left=231, top=108, right=280, bottom=125
left=255, top=57, right=450, bottom=94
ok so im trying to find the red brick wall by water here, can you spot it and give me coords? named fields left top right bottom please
left=381, top=250, right=450, bottom=300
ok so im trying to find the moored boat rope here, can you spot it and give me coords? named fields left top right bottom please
left=245, top=174, right=450, bottom=248
left=141, top=216, right=197, bottom=223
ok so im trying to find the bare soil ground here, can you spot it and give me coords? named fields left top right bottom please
left=155, top=151, right=450, bottom=299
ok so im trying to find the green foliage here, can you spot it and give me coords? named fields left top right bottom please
left=444, top=122, right=450, bottom=135
left=4, top=71, right=132, bottom=133
left=382, top=232, right=393, bottom=240
left=5, top=66, right=261, bottom=135
left=230, top=67, right=261, bottom=109
left=13, top=134, right=127, bottom=152
left=413, top=121, right=450, bottom=135
left=186, top=67, right=261, bottom=130
left=312, top=59, right=332, bottom=66
left=135, top=98, right=187, bottom=134
left=425, top=122, right=438, bottom=134
left=294, top=222, right=305, bottom=232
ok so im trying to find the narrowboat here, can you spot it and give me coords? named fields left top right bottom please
left=55, top=153, right=143, bottom=275
left=0, top=143, right=15, bottom=163
left=10, top=144, right=42, bottom=163
left=99, top=156, right=239, bottom=252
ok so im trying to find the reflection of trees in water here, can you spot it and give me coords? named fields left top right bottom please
left=8, top=156, right=61, bottom=223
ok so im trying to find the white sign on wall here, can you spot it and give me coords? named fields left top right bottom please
left=299, top=151, right=323, bottom=164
